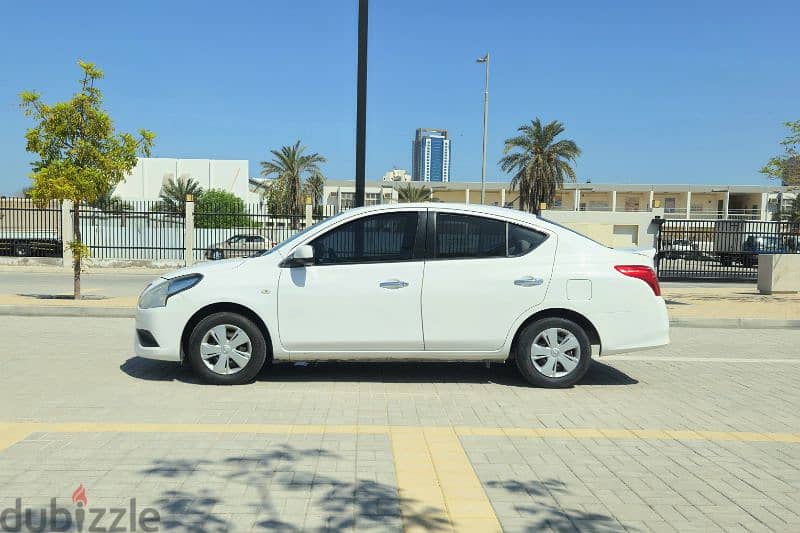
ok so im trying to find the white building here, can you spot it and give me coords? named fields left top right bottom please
left=114, top=158, right=251, bottom=201
left=381, top=168, right=412, bottom=182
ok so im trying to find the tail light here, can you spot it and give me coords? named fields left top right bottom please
left=614, top=265, right=661, bottom=296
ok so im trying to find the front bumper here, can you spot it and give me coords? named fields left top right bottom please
left=134, top=305, right=184, bottom=361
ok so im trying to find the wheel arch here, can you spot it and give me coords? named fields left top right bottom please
left=508, top=308, right=602, bottom=362
left=181, top=302, right=274, bottom=362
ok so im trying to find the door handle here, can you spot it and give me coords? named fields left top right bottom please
left=514, top=276, right=544, bottom=287
left=379, top=279, right=409, bottom=290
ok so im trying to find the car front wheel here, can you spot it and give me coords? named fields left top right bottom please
left=515, top=317, right=592, bottom=388
left=188, top=312, right=267, bottom=385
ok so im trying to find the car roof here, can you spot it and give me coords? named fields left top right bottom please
left=342, top=202, right=539, bottom=223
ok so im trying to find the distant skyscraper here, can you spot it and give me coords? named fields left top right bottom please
left=412, top=128, right=450, bottom=182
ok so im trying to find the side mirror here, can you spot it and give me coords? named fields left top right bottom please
left=281, top=244, right=315, bottom=268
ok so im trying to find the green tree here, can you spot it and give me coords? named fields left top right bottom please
left=760, top=120, right=800, bottom=186
left=303, top=172, right=326, bottom=213
left=158, top=175, right=203, bottom=215
left=260, top=141, right=326, bottom=217
left=397, top=183, right=432, bottom=203
left=20, top=60, right=154, bottom=299
left=255, top=178, right=286, bottom=214
left=499, top=119, right=581, bottom=214
left=195, top=189, right=255, bottom=228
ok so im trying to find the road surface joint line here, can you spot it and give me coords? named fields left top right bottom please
left=0, top=422, right=797, bottom=443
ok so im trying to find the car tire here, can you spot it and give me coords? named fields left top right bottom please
left=210, top=249, right=224, bottom=260
left=187, top=312, right=268, bottom=385
left=515, top=317, right=592, bottom=388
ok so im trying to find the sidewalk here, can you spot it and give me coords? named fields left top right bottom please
left=0, top=284, right=796, bottom=327
left=663, top=286, right=800, bottom=327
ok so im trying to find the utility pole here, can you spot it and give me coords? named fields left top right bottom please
left=476, top=53, right=490, bottom=204
left=355, top=0, right=368, bottom=207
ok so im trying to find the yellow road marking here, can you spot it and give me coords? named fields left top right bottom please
left=392, top=427, right=502, bottom=532
left=0, top=423, right=797, bottom=442
left=0, top=425, right=33, bottom=451
left=1, top=422, right=798, bottom=532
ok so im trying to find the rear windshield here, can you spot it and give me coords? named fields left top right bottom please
left=540, top=217, right=609, bottom=248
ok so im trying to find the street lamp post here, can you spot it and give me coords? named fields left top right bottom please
left=476, top=53, right=489, bottom=204
left=355, top=0, right=368, bottom=208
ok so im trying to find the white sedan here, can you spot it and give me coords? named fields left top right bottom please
left=135, top=204, right=669, bottom=387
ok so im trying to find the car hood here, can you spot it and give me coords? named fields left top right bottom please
left=161, top=257, right=247, bottom=280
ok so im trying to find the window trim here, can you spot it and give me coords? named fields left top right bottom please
left=426, top=210, right=549, bottom=261
left=302, top=210, right=428, bottom=267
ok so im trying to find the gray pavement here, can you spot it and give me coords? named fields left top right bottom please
left=1, top=317, right=799, bottom=531
left=0, top=270, right=161, bottom=298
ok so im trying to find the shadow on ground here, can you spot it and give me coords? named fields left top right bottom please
left=120, top=358, right=637, bottom=387
left=486, top=479, right=630, bottom=531
left=141, top=444, right=627, bottom=532
left=141, top=444, right=446, bottom=532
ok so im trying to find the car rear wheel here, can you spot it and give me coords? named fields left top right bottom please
left=188, top=312, right=267, bottom=385
left=515, top=317, right=592, bottom=388
left=210, top=249, right=224, bottom=260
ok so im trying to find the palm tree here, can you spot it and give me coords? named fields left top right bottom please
left=397, top=183, right=432, bottom=203
left=159, top=175, right=203, bottom=215
left=260, top=141, right=326, bottom=217
left=88, top=187, right=128, bottom=211
left=499, top=119, right=581, bottom=214
left=303, top=172, right=326, bottom=212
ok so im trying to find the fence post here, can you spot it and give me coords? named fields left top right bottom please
left=184, top=200, right=195, bottom=266
left=61, top=200, right=74, bottom=270
left=305, top=202, right=313, bottom=228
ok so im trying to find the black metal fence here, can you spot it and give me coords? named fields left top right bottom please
left=194, top=203, right=311, bottom=261
left=655, top=219, right=800, bottom=281
left=0, top=197, right=62, bottom=257
left=78, top=201, right=185, bottom=260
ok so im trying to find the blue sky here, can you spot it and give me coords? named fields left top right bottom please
left=0, top=0, right=797, bottom=194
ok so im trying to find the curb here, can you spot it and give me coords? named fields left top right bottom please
left=668, top=317, right=800, bottom=329
left=0, top=305, right=798, bottom=329
left=0, top=306, right=135, bottom=318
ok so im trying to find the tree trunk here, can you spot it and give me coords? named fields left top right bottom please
left=73, top=203, right=81, bottom=300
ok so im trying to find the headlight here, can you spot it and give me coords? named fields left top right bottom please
left=138, top=274, right=203, bottom=309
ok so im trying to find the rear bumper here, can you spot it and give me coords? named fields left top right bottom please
left=594, top=297, right=670, bottom=356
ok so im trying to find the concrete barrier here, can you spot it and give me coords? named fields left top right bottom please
left=758, top=254, right=800, bottom=294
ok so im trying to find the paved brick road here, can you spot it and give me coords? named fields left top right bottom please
left=0, top=317, right=798, bottom=531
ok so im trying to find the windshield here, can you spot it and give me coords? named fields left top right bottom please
left=259, top=212, right=349, bottom=256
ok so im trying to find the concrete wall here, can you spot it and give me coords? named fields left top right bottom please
left=540, top=208, right=664, bottom=249
left=114, top=158, right=249, bottom=201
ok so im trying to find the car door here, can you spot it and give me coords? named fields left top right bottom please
left=277, top=209, right=426, bottom=353
left=421, top=210, right=556, bottom=351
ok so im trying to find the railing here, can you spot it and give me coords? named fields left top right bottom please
left=655, top=219, right=800, bottom=281
left=193, top=202, right=308, bottom=261
left=77, top=201, right=184, bottom=260
left=0, top=198, right=62, bottom=257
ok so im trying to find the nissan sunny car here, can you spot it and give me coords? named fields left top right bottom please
left=135, top=203, right=669, bottom=387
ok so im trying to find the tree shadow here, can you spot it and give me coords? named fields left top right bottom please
left=486, top=479, right=630, bottom=532
left=121, top=358, right=637, bottom=387
left=142, top=444, right=449, bottom=532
